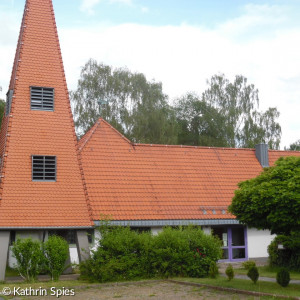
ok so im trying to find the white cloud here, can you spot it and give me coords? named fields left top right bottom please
left=80, top=0, right=101, bottom=15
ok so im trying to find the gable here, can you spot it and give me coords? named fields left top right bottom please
left=80, top=119, right=295, bottom=222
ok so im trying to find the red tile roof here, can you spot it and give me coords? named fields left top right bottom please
left=0, top=0, right=92, bottom=228
left=79, top=118, right=300, bottom=222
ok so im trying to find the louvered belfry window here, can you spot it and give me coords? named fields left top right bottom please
left=32, top=156, right=56, bottom=181
left=6, top=89, right=13, bottom=115
left=30, top=86, right=54, bottom=111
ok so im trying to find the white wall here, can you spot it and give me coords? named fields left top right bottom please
left=151, top=227, right=163, bottom=236
left=202, top=226, right=211, bottom=235
left=247, top=227, right=275, bottom=258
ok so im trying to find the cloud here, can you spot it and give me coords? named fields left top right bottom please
left=1, top=3, right=299, bottom=149
left=80, top=0, right=133, bottom=14
left=218, top=4, right=288, bottom=40
left=80, top=0, right=101, bottom=15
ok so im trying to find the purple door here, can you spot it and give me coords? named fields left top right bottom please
left=212, top=226, right=247, bottom=261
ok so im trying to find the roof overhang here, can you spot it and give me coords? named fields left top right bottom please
left=94, top=219, right=240, bottom=227
left=0, top=226, right=94, bottom=230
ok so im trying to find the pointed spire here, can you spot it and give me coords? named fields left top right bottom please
left=0, top=0, right=92, bottom=228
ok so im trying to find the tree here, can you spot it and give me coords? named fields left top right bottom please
left=287, top=139, right=300, bottom=151
left=175, top=93, right=228, bottom=147
left=202, top=74, right=281, bottom=149
left=71, top=59, right=178, bottom=144
left=228, top=156, right=300, bottom=235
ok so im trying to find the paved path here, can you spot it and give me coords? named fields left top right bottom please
left=4, top=272, right=300, bottom=284
left=220, top=272, right=300, bottom=284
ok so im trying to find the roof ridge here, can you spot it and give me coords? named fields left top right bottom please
left=269, top=149, right=300, bottom=153
left=133, top=143, right=256, bottom=151
left=78, top=120, right=101, bottom=152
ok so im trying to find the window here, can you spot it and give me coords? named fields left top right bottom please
left=9, top=231, right=16, bottom=246
left=32, top=155, right=56, bottom=181
left=6, top=89, right=13, bottom=115
left=48, top=229, right=94, bottom=244
left=30, top=86, right=54, bottom=111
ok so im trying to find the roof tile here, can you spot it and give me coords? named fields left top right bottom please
left=79, top=119, right=300, bottom=222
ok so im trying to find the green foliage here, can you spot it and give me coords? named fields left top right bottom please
left=247, top=266, right=259, bottom=283
left=276, top=268, right=290, bottom=287
left=242, top=260, right=256, bottom=270
left=11, top=238, right=44, bottom=282
left=225, top=264, right=234, bottom=281
left=72, top=60, right=281, bottom=149
left=202, top=74, right=281, bottom=149
left=80, top=226, right=222, bottom=282
left=208, top=261, right=219, bottom=278
left=151, top=227, right=221, bottom=278
left=43, top=235, right=69, bottom=281
left=287, top=139, right=300, bottom=151
left=229, top=156, right=300, bottom=235
left=175, top=93, right=228, bottom=147
left=268, top=233, right=300, bottom=271
left=71, top=59, right=178, bottom=144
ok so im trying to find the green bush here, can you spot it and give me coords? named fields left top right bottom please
left=225, top=264, right=234, bottom=281
left=276, top=268, right=290, bottom=287
left=11, top=238, right=44, bottom=282
left=242, top=260, right=256, bottom=270
left=208, top=261, right=219, bottom=278
left=268, top=233, right=300, bottom=271
left=43, top=235, right=69, bottom=281
left=247, top=266, right=259, bottom=283
left=80, top=227, right=153, bottom=282
left=80, top=226, right=222, bottom=282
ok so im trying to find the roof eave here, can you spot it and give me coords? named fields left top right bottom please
left=94, top=219, right=240, bottom=227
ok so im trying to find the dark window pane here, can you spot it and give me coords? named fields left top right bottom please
left=231, top=227, right=245, bottom=246
left=222, top=249, right=229, bottom=259
left=232, top=248, right=246, bottom=259
left=212, top=227, right=228, bottom=247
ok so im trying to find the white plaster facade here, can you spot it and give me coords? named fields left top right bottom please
left=247, top=227, right=275, bottom=258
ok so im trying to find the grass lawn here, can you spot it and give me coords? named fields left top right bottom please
left=178, top=276, right=300, bottom=299
left=234, top=265, right=300, bottom=280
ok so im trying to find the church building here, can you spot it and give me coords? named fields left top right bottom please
left=0, top=0, right=299, bottom=281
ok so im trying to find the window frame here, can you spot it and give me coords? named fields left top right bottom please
left=30, top=86, right=55, bottom=111
left=32, top=155, right=57, bottom=182
left=6, top=89, right=13, bottom=116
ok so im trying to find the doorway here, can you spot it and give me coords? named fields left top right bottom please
left=211, top=226, right=247, bottom=261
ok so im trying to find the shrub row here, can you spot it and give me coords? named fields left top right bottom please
left=12, top=235, right=69, bottom=282
left=80, top=226, right=222, bottom=282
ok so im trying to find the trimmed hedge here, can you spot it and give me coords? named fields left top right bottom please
left=268, top=233, right=300, bottom=271
left=80, top=226, right=222, bottom=282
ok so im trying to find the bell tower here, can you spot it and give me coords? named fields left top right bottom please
left=0, top=0, right=92, bottom=280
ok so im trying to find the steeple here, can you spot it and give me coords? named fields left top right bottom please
left=0, top=0, right=92, bottom=228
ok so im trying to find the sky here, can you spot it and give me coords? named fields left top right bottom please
left=0, top=0, right=299, bottom=149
